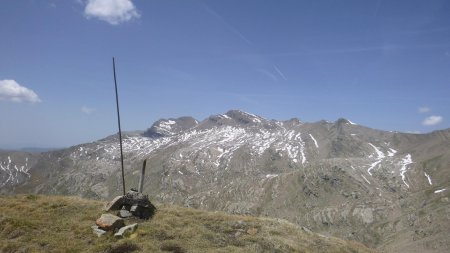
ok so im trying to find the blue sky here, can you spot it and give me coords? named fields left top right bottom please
left=1, top=0, right=449, bottom=149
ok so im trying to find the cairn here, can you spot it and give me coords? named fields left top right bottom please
left=106, top=188, right=156, bottom=219
left=93, top=160, right=156, bottom=237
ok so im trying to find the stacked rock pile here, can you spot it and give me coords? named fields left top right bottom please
left=92, top=189, right=156, bottom=238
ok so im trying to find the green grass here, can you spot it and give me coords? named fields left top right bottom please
left=0, top=194, right=378, bottom=253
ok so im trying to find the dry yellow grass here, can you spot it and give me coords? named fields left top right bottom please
left=0, top=194, right=378, bottom=253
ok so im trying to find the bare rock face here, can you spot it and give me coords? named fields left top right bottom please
left=95, top=214, right=125, bottom=231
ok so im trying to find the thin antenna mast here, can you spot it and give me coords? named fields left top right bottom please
left=113, top=57, right=126, bottom=195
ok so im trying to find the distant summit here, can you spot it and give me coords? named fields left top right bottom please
left=143, top=116, right=198, bottom=138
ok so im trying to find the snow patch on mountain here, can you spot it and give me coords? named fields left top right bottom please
left=361, top=174, right=371, bottom=184
left=368, top=143, right=385, bottom=160
left=367, top=143, right=386, bottom=176
left=424, top=172, right=432, bottom=185
left=265, top=174, right=278, bottom=179
left=241, top=111, right=263, bottom=123
left=387, top=148, right=397, bottom=157
left=400, top=154, right=413, bottom=188
left=309, top=134, right=319, bottom=149
left=98, top=121, right=311, bottom=168
left=0, top=156, right=31, bottom=187
left=158, top=120, right=176, bottom=130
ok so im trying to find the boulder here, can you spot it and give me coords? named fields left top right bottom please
left=96, top=214, right=125, bottom=231
left=105, top=195, right=124, bottom=211
left=114, top=223, right=138, bottom=238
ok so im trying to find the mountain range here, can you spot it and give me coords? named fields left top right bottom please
left=1, top=110, right=449, bottom=252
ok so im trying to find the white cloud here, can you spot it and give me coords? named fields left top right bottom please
left=418, top=106, right=431, bottom=113
left=84, top=0, right=140, bottom=25
left=0, top=80, right=41, bottom=103
left=81, top=106, right=95, bottom=115
left=422, top=115, right=443, bottom=126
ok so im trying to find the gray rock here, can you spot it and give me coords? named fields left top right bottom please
left=95, top=214, right=125, bottom=231
left=301, top=226, right=312, bottom=234
left=130, top=204, right=138, bottom=213
left=105, top=195, right=124, bottom=211
left=118, top=209, right=133, bottom=218
left=114, top=223, right=138, bottom=238
left=92, top=225, right=107, bottom=237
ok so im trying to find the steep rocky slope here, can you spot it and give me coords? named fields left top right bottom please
left=1, top=110, right=449, bottom=252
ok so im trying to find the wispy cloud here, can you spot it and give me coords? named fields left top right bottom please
left=422, top=115, right=443, bottom=126
left=418, top=106, right=431, bottom=113
left=0, top=79, right=41, bottom=103
left=254, top=43, right=450, bottom=58
left=84, top=0, right=140, bottom=25
left=256, top=65, right=288, bottom=82
left=273, top=65, right=287, bottom=81
left=201, top=4, right=253, bottom=46
left=256, top=69, right=278, bottom=81
left=81, top=106, right=95, bottom=115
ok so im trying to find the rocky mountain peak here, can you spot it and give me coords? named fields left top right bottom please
left=281, top=118, right=302, bottom=127
left=196, top=110, right=272, bottom=130
left=224, top=110, right=266, bottom=125
left=335, top=118, right=356, bottom=126
left=143, top=116, right=198, bottom=138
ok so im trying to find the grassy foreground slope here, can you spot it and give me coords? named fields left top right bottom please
left=0, top=195, right=377, bottom=253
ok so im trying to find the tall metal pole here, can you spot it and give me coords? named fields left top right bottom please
left=113, top=57, right=126, bottom=195
left=138, top=159, right=147, bottom=193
